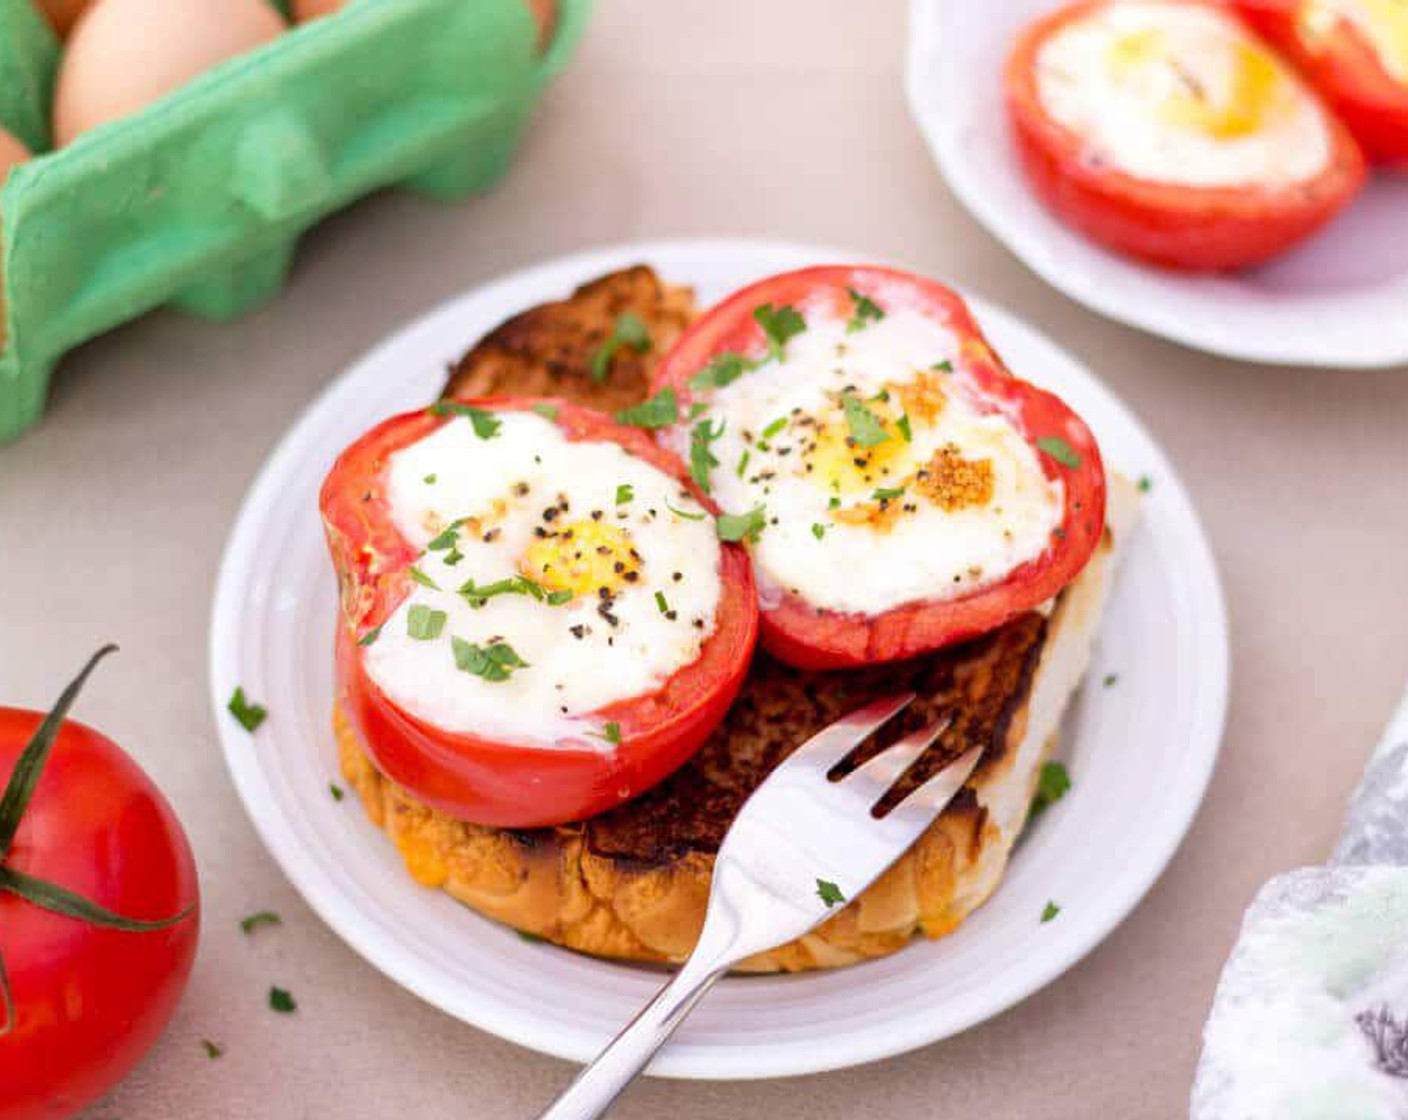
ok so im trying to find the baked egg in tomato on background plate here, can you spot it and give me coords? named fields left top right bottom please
left=651, top=265, right=1106, bottom=672
left=1005, top=0, right=1366, bottom=270
left=321, top=398, right=758, bottom=828
left=1231, top=0, right=1408, bottom=166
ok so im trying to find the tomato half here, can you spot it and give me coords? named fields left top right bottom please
left=1231, top=0, right=1408, bottom=166
left=321, top=397, right=758, bottom=827
left=649, top=265, right=1107, bottom=672
left=0, top=657, right=199, bottom=1120
left=1005, top=0, right=1367, bottom=271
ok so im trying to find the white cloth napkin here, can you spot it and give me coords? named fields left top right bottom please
left=1193, top=688, right=1408, bottom=1118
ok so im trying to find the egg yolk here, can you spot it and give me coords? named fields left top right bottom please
left=521, top=518, right=641, bottom=599
left=1106, top=28, right=1286, bottom=138
left=804, top=373, right=950, bottom=497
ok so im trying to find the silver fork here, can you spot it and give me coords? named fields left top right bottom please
left=537, top=692, right=982, bottom=1120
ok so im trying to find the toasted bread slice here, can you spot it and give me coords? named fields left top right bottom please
left=335, top=267, right=1139, bottom=972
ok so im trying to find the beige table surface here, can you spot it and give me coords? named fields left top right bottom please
left=3, top=2, right=1408, bottom=1116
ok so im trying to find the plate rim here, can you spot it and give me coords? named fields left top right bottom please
left=210, top=236, right=1230, bottom=1079
left=904, top=0, right=1408, bottom=370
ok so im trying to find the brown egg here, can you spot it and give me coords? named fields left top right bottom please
left=53, top=0, right=286, bottom=147
left=0, top=126, right=32, bottom=354
left=37, top=0, right=95, bottom=37
left=292, top=0, right=557, bottom=50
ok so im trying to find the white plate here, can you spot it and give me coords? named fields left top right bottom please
left=906, top=0, right=1408, bottom=369
left=210, top=238, right=1229, bottom=1080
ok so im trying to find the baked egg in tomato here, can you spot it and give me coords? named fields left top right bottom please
left=1006, top=0, right=1365, bottom=269
left=1232, top=0, right=1408, bottom=165
left=321, top=398, right=758, bottom=827
left=651, top=266, right=1106, bottom=672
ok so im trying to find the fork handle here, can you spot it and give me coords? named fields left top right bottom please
left=536, top=957, right=727, bottom=1119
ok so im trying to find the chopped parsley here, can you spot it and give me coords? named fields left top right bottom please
left=897, top=413, right=913, bottom=443
left=827, top=495, right=841, bottom=510
left=546, top=589, right=574, bottom=606
left=330, top=783, right=345, bottom=801
left=592, top=312, right=652, bottom=383
left=735, top=449, right=750, bottom=478
left=666, top=501, right=705, bottom=521
left=227, top=687, right=267, bottom=733
left=428, top=401, right=501, bottom=439
left=357, top=626, right=382, bottom=647
left=1036, top=436, right=1082, bottom=468
left=443, top=547, right=464, bottom=567
left=517, top=929, right=545, bottom=944
left=452, top=637, right=527, bottom=682
left=716, top=506, right=767, bottom=544
left=423, top=473, right=437, bottom=484
left=689, top=418, right=725, bottom=491
left=1103, top=673, right=1119, bottom=688
left=841, top=392, right=890, bottom=449
left=202, top=1039, right=224, bottom=1059
left=601, top=722, right=622, bottom=745
left=426, top=524, right=460, bottom=551
left=654, top=591, right=670, bottom=615
left=761, top=416, right=788, bottom=440
left=688, top=401, right=709, bottom=420
left=239, top=911, right=281, bottom=935
left=872, top=486, right=906, bottom=502
left=407, top=566, right=439, bottom=590
left=688, top=351, right=753, bottom=392
left=1030, top=760, right=1071, bottom=815
left=269, top=987, right=297, bottom=1014
left=616, top=483, right=634, bottom=505
left=458, top=575, right=548, bottom=608
left=1041, top=901, right=1061, bottom=923
left=811, top=523, right=826, bottom=541
left=754, top=303, right=806, bottom=360
left=1138, top=474, right=1153, bottom=493
left=615, top=387, right=678, bottom=429
left=407, top=604, right=447, bottom=641
left=846, top=287, right=884, bottom=333
left=532, top=402, right=560, bottom=421
left=816, top=878, right=845, bottom=907
left=932, top=359, right=954, bottom=373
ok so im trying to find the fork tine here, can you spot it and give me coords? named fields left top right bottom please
left=781, top=691, right=915, bottom=774
left=843, top=714, right=952, bottom=793
left=886, top=745, right=984, bottom=821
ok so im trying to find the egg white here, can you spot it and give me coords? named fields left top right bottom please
left=364, top=412, right=722, bottom=747
left=1036, top=1, right=1331, bottom=188
left=1306, top=0, right=1408, bottom=83
left=665, top=298, right=1064, bottom=618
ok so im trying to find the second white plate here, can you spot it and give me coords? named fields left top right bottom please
left=907, top=0, right=1408, bottom=369
left=210, top=238, right=1229, bottom=1079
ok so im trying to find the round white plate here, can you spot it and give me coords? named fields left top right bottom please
left=906, top=0, right=1408, bottom=369
left=210, top=238, right=1229, bottom=1080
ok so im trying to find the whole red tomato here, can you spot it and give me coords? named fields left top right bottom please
left=0, top=648, right=199, bottom=1120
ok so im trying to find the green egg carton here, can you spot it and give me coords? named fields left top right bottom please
left=0, top=0, right=589, bottom=444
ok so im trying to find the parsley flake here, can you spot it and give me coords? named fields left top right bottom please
left=1103, top=673, right=1119, bottom=688
left=872, top=486, right=906, bottom=502
left=239, top=911, right=281, bottom=935
left=666, top=501, right=706, bottom=521
left=452, top=637, right=528, bottom=682
left=811, top=523, right=826, bottom=540
left=716, top=506, right=767, bottom=544
left=846, top=287, right=885, bottom=333
left=897, top=413, right=913, bottom=443
left=761, top=416, right=788, bottom=440
left=423, top=473, right=437, bottom=485
left=459, top=576, right=546, bottom=608
left=228, top=687, right=267, bottom=733
left=601, top=722, right=622, bottom=745
left=202, top=1039, right=224, bottom=1059
left=615, top=387, right=678, bottom=429
left=1138, top=474, right=1153, bottom=493
left=592, top=312, right=652, bottom=383
left=407, top=566, right=439, bottom=590
left=816, top=879, right=845, bottom=907
left=841, top=392, right=890, bottom=449
left=1030, top=761, right=1071, bottom=815
left=616, top=483, right=634, bottom=505
left=269, top=987, right=297, bottom=1014
left=654, top=591, right=670, bottom=615
left=426, top=524, right=460, bottom=551
left=932, top=359, right=954, bottom=373
left=407, top=604, right=447, bottom=641
left=754, top=303, right=806, bottom=360
left=330, top=783, right=345, bottom=801
left=532, top=403, right=560, bottom=422
left=1041, top=901, right=1061, bottom=923
left=357, top=625, right=383, bottom=647
left=827, top=496, right=841, bottom=510
left=429, top=401, right=501, bottom=439
left=1036, top=436, right=1082, bottom=468
left=690, top=418, right=725, bottom=492
left=688, top=351, right=754, bottom=393
left=546, top=589, right=574, bottom=606
left=735, top=449, right=751, bottom=478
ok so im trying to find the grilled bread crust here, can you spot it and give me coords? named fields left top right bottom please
left=336, top=266, right=1133, bottom=972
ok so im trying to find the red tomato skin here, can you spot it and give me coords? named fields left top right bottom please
left=1231, top=0, right=1408, bottom=166
left=0, top=711, right=199, bottom=1120
left=322, top=398, right=759, bottom=827
left=649, top=265, right=1108, bottom=672
left=1004, top=0, right=1367, bottom=271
